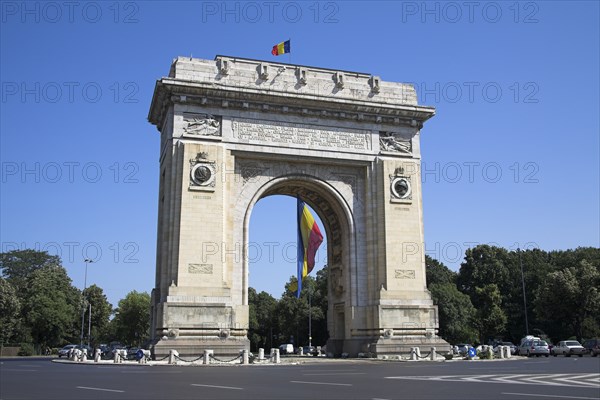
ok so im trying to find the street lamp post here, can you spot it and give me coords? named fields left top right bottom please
left=80, top=258, right=93, bottom=348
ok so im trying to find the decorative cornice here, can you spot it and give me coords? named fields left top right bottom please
left=148, top=57, right=435, bottom=132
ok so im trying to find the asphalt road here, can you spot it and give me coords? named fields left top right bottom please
left=1, top=356, right=599, bottom=400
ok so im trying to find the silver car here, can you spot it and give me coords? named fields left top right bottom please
left=520, top=339, right=550, bottom=357
left=552, top=340, right=586, bottom=357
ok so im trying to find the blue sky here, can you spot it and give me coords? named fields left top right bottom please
left=1, top=1, right=598, bottom=308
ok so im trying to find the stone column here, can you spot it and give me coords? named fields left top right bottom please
left=94, top=348, right=101, bottom=362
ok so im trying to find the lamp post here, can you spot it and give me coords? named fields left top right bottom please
left=80, top=258, right=93, bottom=348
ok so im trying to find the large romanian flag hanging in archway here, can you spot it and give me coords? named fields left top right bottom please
left=295, top=198, right=324, bottom=298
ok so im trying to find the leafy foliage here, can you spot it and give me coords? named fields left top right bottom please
left=248, top=287, right=278, bottom=351
left=111, top=290, right=150, bottom=347
left=22, top=265, right=80, bottom=348
left=83, top=285, right=113, bottom=346
left=0, top=278, right=21, bottom=344
left=429, top=282, right=477, bottom=344
left=426, top=255, right=457, bottom=286
left=534, top=260, right=600, bottom=341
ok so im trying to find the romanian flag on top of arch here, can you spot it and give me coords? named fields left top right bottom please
left=271, top=40, right=291, bottom=56
left=294, top=197, right=324, bottom=298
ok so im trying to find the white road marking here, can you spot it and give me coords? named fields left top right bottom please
left=290, top=380, right=352, bottom=386
left=502, top=393, right=600, bottom=399
left=76, top=386, right=124, bottom=393
left=1, top=369, right=37, bottom=372
left=191, top=384, right=243, bottom=390
left=300, top=369, right=358, bottom=372
left=303, top=372, right=366, bottom=376
left=121, top=371, right=182, bottom=374
left=385, top=374, right=600, bottom=389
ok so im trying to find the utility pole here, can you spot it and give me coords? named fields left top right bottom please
left=80, top=259, right=93, bottom=348
left=518, top=248, right=529, bottom=335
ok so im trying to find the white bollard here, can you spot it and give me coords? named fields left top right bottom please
left=94, top=348, right=101, bottom=363
left=505, top=346, right=512, bottom=359
left=272, top=349, right=280, bottom=364
left=487, top=346, right=493, bottom=359
left=410, top=347, right=417, bottom=361
left=203, top=349, right=213, bottom=365
left=298, top=347, right=303, bottom=356
left=81, top=349, right=88, bottom=362
left=169, top=349, right=178, bottom=364
left=241, top=349, right=249, bottom=365
left=113, top=350, right=120, bottom=363
left=430, top=347, right=436, bottom=361
left=258, top=348, right=265, bottom=360
left=415, top=347, right=421, bottom=358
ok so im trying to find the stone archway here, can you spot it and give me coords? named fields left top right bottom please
left=148, top=55, right=450, bottom=357
left=239, top=171, right=357, bottom=354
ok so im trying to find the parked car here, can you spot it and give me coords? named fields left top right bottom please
left=552, top=340, right=586, bottom=357
left=58, top=344, right=77, bottom=358
left=582, top=338, right=600, bottom=357
left=519, top=339, right=550, bottom=357
left=278, top=344, right=294, bottom=355
left=302, top=346, right=317, bottom=356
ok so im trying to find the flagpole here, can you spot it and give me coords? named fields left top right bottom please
left=308, top=284, right=312, bottom=348
left=288, top=38, right=291, bottom=64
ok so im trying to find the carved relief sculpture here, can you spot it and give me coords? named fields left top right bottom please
left=379, top=132, right=412, bottom=154
left=183, top=114, right=221, bottom=136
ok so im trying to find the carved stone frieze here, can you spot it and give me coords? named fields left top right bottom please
left=183, top=114, right=221, bottom=137
left=395, top=269, right=415, bottom=279
left=379, top=131, right=412, bottom=154
left=231, top=118, right=371, bottom=151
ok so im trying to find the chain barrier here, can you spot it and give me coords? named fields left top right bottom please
left=415, top=351, right=431, bottom=359
left=173, top=354, right=204, bottom=363
left=154, top=354, right=170, bottom=362
left=209, top=354, right=243, bottom=364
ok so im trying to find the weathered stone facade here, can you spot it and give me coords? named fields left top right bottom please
left=147, top=56, right=449, bottom=357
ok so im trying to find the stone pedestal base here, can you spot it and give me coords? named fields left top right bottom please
left=152, top=337, right=250, bottom=359
left=369, top=336, right=451, bottom=357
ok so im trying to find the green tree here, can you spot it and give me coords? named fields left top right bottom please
left=535, top=260, right=600, bottom=342
left=22, top=266, right=80, bottom=349
left=425, top=255, right=457, bottom=287
left=457, top=245, right=512, bottom=299
left=277, top=275, right=325, bottom=347
left=248, top=287, right=278, bottom=351
left=0, top=278, right=21, bottom=344
left=112, top=291, right=150, bottom=346
left=83, top=285, right=113, bottom=346
left=429, top=282, right=477, bottom=344
left=473, top=284, right=507, bottom=344
left=0, top=250, right=61, bottom=292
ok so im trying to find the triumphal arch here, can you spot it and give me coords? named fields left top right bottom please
left=147, top=55, right=449, bottom=357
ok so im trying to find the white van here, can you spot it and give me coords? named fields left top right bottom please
left=279, top=344, right=294, bottom=354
